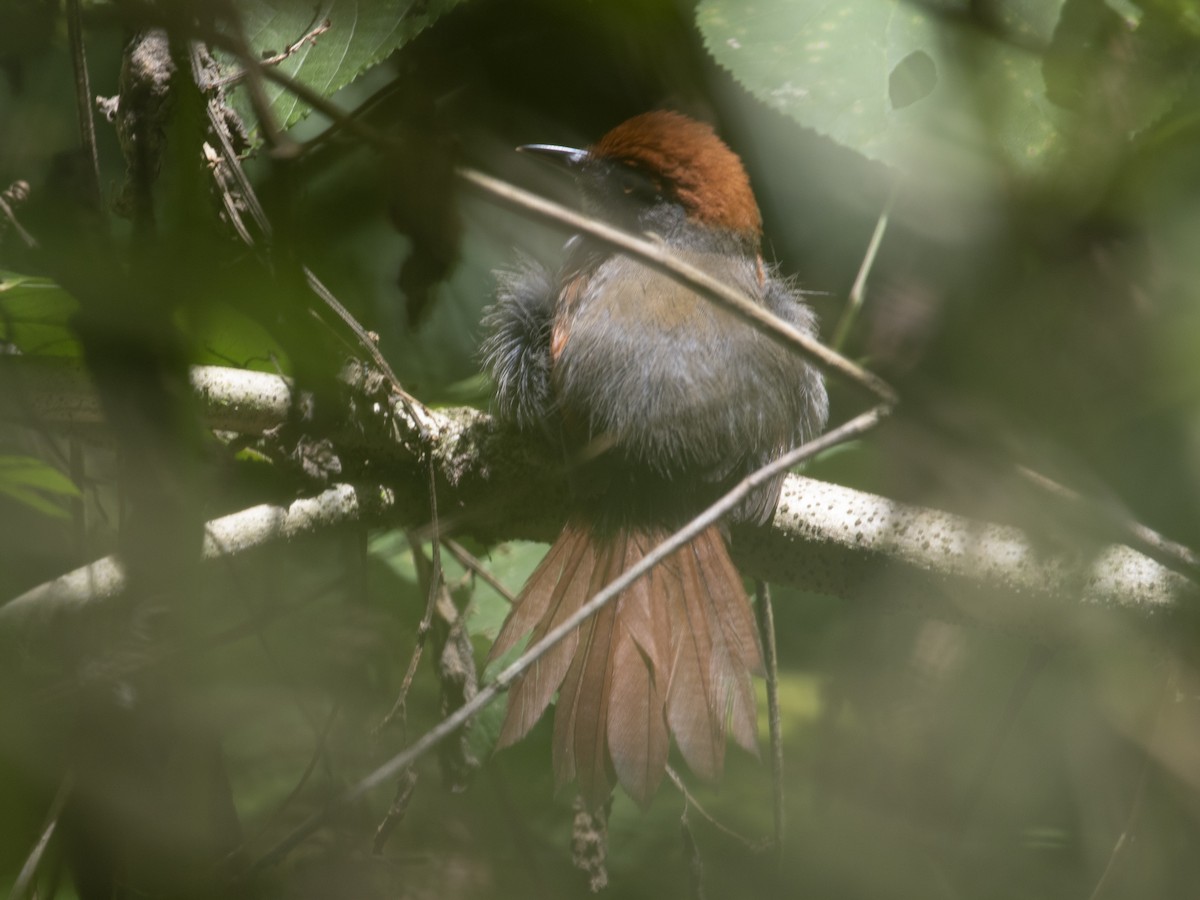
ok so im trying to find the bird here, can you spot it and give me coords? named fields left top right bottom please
left=481, top=110, right=828, bottom=810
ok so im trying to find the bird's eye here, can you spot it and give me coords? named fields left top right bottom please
left=616, top=166, right=661, bottom=203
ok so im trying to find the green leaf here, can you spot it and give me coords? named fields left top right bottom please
left=697, top=0, right=1069, bottom=177
left=233, top=0, right=471, bottom=132
left=465, top=541, right=545, bottom=643
left=0, top=271, right=80, bottom=356
left=191, top=302, right=291, bottom=371
left=0, top=455, right=80, bottom=519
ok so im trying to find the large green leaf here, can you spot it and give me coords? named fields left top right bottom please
left=697, top=0, right=1068, bottom=176
left=234, top=0, right=470, bottom=131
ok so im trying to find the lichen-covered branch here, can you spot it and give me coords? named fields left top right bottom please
left=0, top=357, right=1193, bottom=642
left=0, top=483, right=395, bottom=638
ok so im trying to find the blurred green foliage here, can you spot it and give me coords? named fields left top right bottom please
left=2, top=0, right=1200, bottom=898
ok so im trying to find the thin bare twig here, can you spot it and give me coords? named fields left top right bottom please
left=442, top=537, right=518, bottom=605
left=1016, top=465, right=1200, bottom=585
left=458, top=167, right=898, bottom=406
left=245, top=406, right=889, bottom=872
left=754, top=580, right=785, bottom=862
left=224, top=699, right=341, bottom=865
left=665, top=766, right=761, bottom=853
left=1085, top=659, right=1173, bottom=900
left=679, top=807, right=706, bottom=900
left=955, top=645, right=1053, bottom=830
left=377, top=459, right=448, bottom=735
left=832, top=185, right=895, bottom=351
left=301, top=267, right=427, bottom=431
left=8, top=772, right=74, bottom=900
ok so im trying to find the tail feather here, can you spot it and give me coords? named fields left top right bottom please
left=692, top=527, right=763, bottom=756
left=604, top=535, right=670, bottom=806
left=553, top=542, right=621, bottom=804
left=492, top=522, right=764, bottom=808
left=607, top=610, right=670, bottom=806
left=489, top=529, right=573, bottom=660
left=616, top=532, right=670, bottom=684
left=667, top=543, right=727, bottom=780
left=491, top=525, right=595, bottom=749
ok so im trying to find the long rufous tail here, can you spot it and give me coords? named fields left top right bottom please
left=488, top=523, right=763, bottom=808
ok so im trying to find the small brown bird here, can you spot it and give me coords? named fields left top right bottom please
left=482, top=110, right=828, bottom=809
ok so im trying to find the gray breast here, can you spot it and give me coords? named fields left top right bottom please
left=553, top=251, right=822, bottom=476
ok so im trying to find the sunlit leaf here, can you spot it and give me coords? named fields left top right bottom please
left=233, top=0, right=471, bottom=132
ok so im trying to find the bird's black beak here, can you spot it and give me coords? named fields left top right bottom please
left=516, top=143, right=590, bottom=169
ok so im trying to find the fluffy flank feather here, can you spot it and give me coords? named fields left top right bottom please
left=480, top=258, right=556, bottom=430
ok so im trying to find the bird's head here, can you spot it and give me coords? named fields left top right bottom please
left=520, top=111, right=762, bottom=246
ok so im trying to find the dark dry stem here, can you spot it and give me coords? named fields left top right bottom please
left=375, top=531, right=444, bottom=736
left=372, top=768, right=419, bottom=855
left=191, top=44, right=270, bottom=236
left=66, top=0, right=104, bottom=216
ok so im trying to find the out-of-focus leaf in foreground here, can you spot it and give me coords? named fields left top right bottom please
left=0, top=455, right=79, bottom=519
left=697, top=0, right=1069, bottom=177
